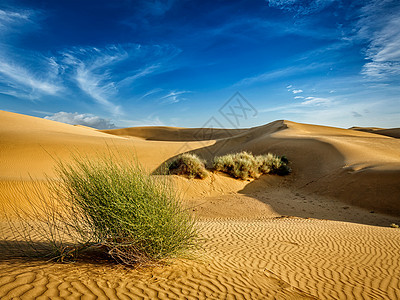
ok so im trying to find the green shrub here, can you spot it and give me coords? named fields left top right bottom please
left=213, top=151, right=290, bottom=179
left=256, top=153, right=291, bottom=175
left=213, top=151, right=258, bottom=180
left=7, top=154, right=198, bottom=266
left=167, top=153, right=208, bottom=179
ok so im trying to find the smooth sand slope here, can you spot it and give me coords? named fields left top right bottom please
left=1, top=110, right=400, bottom=299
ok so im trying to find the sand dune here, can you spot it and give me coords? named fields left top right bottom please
left=102, top=126, right=246, bottom=141
left=161, top=120, right=400, bottom=216
left=1, top=110, right=400, bottom=299
left=351, top=126, right=400, bottom=139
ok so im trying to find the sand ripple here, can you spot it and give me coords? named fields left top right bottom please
left=1, top=218, right=399, bottom=299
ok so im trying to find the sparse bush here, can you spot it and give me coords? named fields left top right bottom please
left=256, top=153, right=291, bottom=176
left=167, top=153, right=208, bottom=179
left=7, top=154, right=198, bottom=265
left=213, top=151, right=290, bottom=180
left=213, top=151, right=258, bottom=180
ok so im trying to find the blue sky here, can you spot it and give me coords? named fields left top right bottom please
left=0, top=0, right=399, bottom=129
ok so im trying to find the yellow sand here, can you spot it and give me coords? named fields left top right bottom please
left=1, top=110, right=400, bottom=299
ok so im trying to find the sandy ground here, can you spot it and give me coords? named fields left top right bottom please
left=1, top=110, right=400, bottom=299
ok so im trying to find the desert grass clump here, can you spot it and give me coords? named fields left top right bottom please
left=256, top=153, right=291, bottom=176
left=213, top=151, right=259, bottom=180
left=7, top=153, right=198, bottom=266
left=167, top=153, right=208, bottom=179
left=213, top=151, right=291, bottom=180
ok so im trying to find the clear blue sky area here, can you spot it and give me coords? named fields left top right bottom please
left=0, top=0, right=399, bottom=129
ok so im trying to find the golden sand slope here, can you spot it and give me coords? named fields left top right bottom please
left=1, top=111, right=400, bottom=299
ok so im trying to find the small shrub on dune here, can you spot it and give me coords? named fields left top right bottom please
left=213, top=151, right=291, bottom=179
left=167, top=153, right=208, bottom=179
left=256, top=153, right=291, bottom=176
left=213, top=151, right=259, bottom=180
left=7, top=154, right=198, bottom=266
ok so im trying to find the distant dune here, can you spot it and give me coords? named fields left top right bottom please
left=350, top=126, right=400, bottom=139
left=102, top=125, right=246, bottom=141
left=1, top=110, right=400, bottom=299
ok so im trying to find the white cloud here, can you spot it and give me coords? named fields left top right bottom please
left=235, top=63, right=328, bottom=86
left=61, top=46, right=130, bottom=114
left=356, top=1, right=400, bottom=81
left=117, top=64, right=160, bottom=88
left=0, top=8, right=62, bottom=99
left=266, top=0, right=335, bottom=15
left=160, top=90, right=190, bottom=104
left=75, top=64, right=121, bottom=114
left=0, top=58, right=61, bottom=98
left=292, top=89, right=303, bottom=94
left=61, top=44, right=180, bottom=114
left=44, top=112, right=116, bottom=129
left=294, top=96, right=304, bottom=99
left=286, top=84, right=292, bottom=89
left=0, top=9, right=33, bottom=33
left=138, top=88, right=163, bottom=100
left=301, top=96, right=331, bottom=106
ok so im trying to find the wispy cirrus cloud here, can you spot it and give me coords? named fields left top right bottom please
left=266, top=0, right=336, bottom=15
left=44, top=111, right=116, bottom=129
left=234, top=62, right=330, bottom=87
left=0, top=8, right=61, bottom=99
left=61, top=46, right=128, bottom=114
left=159, top=90, right=191, bottom=104
left=0, top=5, right=182, bottom=112
left=301, top=96, right=331, bottom=106
left=235, top=67, right=298, bottom=86
left=347, top=0, right=400, bottom=82
left=358, top=4, right=400, bottom=81
left=138, top=88, right=163, bottom=100
left=61, top=44, right=181, bottom=114
left=264, top=0, right=400, bottom=83
left=0, top=57, right=61, bottom=99
left=0, top=8, right=36, bottom=33
left=117, top=64, right=160, bottom=88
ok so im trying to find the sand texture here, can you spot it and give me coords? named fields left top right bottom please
left=1, top=110, right=400, bottom=299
